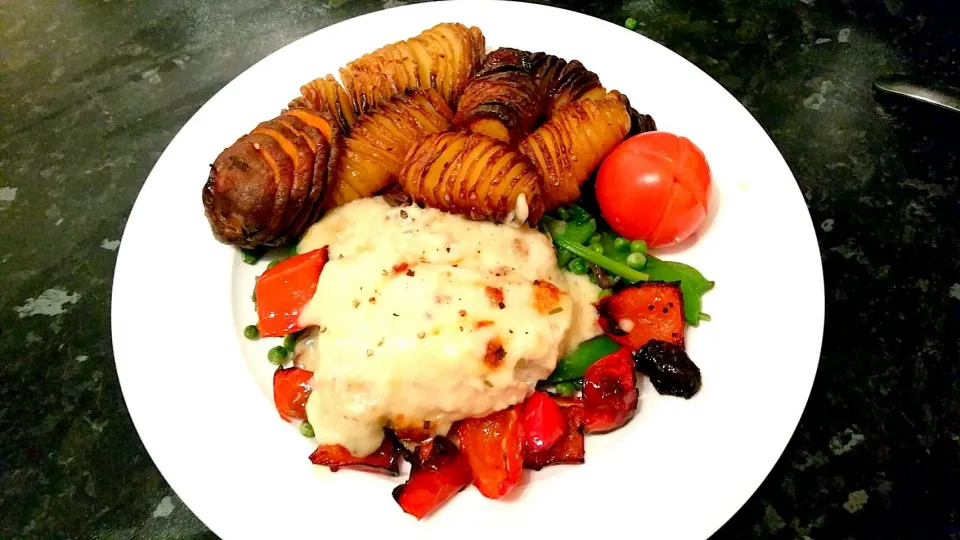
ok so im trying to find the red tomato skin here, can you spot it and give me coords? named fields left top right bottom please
left=595, top=132, right=711, bottom=247
left=520, top=391, right=567, bottom=453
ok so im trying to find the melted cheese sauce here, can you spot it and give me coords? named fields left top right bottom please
left=296, top=197, right=601, bottom=456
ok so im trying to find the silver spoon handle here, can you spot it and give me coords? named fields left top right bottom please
left=873, top=76, right=960, bottom=114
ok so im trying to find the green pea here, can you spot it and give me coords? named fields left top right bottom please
left=613, top=237, right=630, bottom=252
left=626, top=252, right=647, bottom=270
left=589, top=234, right=603, bottom=245
left=267, top=259, right=280, bottom=270
left=567, top=257, right=589, bottom=275
left=589, top=243, right=604, bottom=254
left=625, top=17, right=638, bottom=30
left=598, top=289, right=613, bottom=300
left=630, top=239, right=648, bottom=254
left=557, top=207, right=571, bottom=221
left=267, top=345, right=289, bottom=366
left=243, top=325, right=260, bottom=340
left=556, top=381, right=578, bottom=397
left=299, top=420, right=315, bottom=438
left=283, top=333, right=298, bottom=352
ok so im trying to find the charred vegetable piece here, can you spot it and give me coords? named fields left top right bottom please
left=273, top=367, right=313, bottom=422
left=338, top=23, right=485, bottom=114
left=399, top=131, right=545, bottom=224
left=309, top=435, right=402, bottom=475
left=523, top=396, right=585, bottom=470
left=453, top=406, right=524, bottom=499
left=547, top=335, right=621, bottom=382
left=255, top=247, right=329, bottom=337
left=582, top=349, right=639, bottom=433
left=597, top=281, right=685, bottom=350
left=455, top=48, right=544, bottom=143
left=329, top=89, right=453, bottom=208
left=519, top=95, right=631, bottom=209
left=528, top=53, right=607, bottom=115
left=520, top=391, right=566, bottom=453
left=393, top=436, right=472, bottom=520
left=634, top=339, right=702, bottom=398
left=644, top=256, right=715, bottom=325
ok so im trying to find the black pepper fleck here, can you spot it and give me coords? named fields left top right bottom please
left=498, top=302, right=506, bottom=309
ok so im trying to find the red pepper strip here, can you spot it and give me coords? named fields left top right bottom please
left=453, top=406, right=524, bottom=499
left=520, top=391, right=566, bottom=454
left=255, top=247, right=329, bottom=337
left=272, top=367, right=313, bottom=422
left=582, top=349, right=639, bottom=433
left=523, top=396, right=585, bottom=470
left=597, top=281, right=685, bottom=350
left=308, top=436, right=401, bottom=476
left=393, top=436, right=472, bottom=520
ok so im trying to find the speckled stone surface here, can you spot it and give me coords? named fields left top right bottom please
left=1, top=0, right=958, bottom=538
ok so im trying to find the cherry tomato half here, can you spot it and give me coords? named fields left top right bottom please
left=595, top=132, right=712, bottom=247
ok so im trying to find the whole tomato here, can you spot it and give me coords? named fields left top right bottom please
left=595, top=132, right=712, bottom=247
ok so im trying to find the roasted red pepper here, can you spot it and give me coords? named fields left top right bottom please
left=597, top=281, right=685, bottom=350
left=308, top=436, right=401, bottom=476
left=520, top=391, right=566, bottom=454
left=582, top=349, right=639, bottom=433
left=523, top=396, right=586, bottom=470
left=453, top=406, right=524, bottom=499
left=393, top=436, right=472, bottom=520
left=255, top=247, right=329, bottom=337
left=272, top=367, right=313, bottom=422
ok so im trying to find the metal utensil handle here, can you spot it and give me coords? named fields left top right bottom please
left=873, top=76, right=960, bottom=115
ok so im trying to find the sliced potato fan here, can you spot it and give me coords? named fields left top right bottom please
left=328, top=89, right=454, bottom=208
left=454, top=48, right=545, bottom=144
left=519, top=94, right=631, bottom=210
left=294, top=22, right=484, bottom=132
left=398, top=132, right=545, bottom=225
left=202, top=107, right=341, bottom=248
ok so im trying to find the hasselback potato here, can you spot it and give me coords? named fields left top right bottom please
left=328, top=89, right=454, bottom=208
left=290, top=75, right=359, bottom=133
left=341, top=23, right=484, bottom=114
left=518, top=94, right=630, bottom=209
left=454, top=48, right=544, bottom=144
left=202, top=107, right=341, bottom=248
left=398, top=132, right=545, bottom=224
left=529, top=53, right=607, bottom=116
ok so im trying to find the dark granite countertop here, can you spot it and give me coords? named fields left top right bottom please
left=2, top=0, right=958, bottom=538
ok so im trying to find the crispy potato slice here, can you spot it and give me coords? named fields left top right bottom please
left=399, top=132, right=544, bottom=224
left=519, top=95, right=630, bottom=210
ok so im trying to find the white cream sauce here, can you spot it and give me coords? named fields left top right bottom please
left=296, top=197, right=601, bottom=456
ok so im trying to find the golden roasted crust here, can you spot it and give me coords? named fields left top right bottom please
left=399, top=132, right=544, bottom=224
left=328, top=89, right=453, bottom=207
left=454, top=48, right=544, bottom=144
left=519, top=95, right=630, bottom=210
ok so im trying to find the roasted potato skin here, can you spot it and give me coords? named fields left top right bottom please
left=518, top=94, right=631, bottom=209
left=529, top=53, right=607, bottom=116
left=328, top=89, right=454, bottom=208
left=202, top=107, right=341, bottom=248
left=398, top=132, right=545, bottom=225
left=454, top=48, right=544, bottom=144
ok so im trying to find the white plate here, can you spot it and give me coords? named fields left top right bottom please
left=112, top=2, right=824, bottom=538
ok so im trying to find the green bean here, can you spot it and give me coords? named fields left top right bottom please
left=243, top=325, right=260, bottom=340
left=267, top=345, right=289, bottom=366
left=567, top=257, right=589, bottom=275
left=557, top=207, right=571, bottom=221
left=589, top=243, right=604, bottom=254
left=630, top=239, right=648, bottom=254
left=589, top=234, right=603, bottom=245
left=548, top=336, right=621, bottom=382
left=626, top=252, right=647, bottom=270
